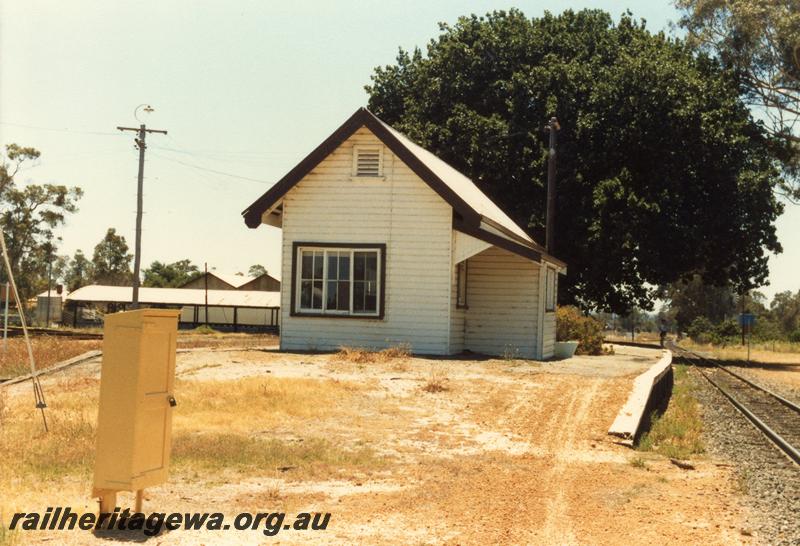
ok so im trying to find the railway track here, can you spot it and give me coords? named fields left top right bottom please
left=672, top=343, right=800, bottom=466
left=3, top=326, right=102, bottom=340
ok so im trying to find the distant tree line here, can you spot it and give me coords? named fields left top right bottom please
left=662, top=275, right=800, bottom=343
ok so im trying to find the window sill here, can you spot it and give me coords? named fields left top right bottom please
left=290, top=311, right=384, bottom=320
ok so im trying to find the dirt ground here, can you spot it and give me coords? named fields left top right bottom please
left=1, top=344, right=756, bottom=545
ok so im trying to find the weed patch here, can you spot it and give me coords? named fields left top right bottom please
left=422, top=365, right=449, bottom=393
left=172, top=433, right=379, bottom=476
left=334, top=344, right=411, bottom=364
left=0, top=337, right=101, bottom=378
left=637, top=365, right=704, bottom=459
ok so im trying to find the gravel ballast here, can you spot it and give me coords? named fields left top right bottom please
left=690, top=367, right=800, bottom=545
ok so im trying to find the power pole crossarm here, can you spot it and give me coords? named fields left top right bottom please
left=117, top=122, right=167, bottom=308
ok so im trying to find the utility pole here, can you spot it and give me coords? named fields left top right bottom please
left=45, top=241, right=53, bottom=328
left=545, top=117, right=560, bottom=254
left=117, top=110, right=167, bottom=308
left=3, top=282, right=9, bottom=353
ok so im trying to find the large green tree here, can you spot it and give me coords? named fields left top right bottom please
left=143, top=259, right=201, bottom=287
left=663, top=275, right=738, bottom=330
left=675, top=0, right=800, bottom=198
left=63, top=249, right=92, bottom=291
left=0, top=144, right=83, bottom=298
left=91, top=228, right=132, bottom=286
left=366, top=9, right=784, bottom=313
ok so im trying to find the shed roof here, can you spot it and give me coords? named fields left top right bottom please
left=67, top=285, right=280, bottom=308
left=37, top=289, right=69, bottom=300
left=242, top=108, right=565, bottom=268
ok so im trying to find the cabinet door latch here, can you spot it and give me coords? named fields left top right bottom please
left=168, top=395, right=177, bottom=407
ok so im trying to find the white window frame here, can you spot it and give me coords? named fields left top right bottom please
left=545, top=267, right=557, bottom=312
left=295, top=245, right=382, bottom=317
left=352, top=145, right=383, bottom=178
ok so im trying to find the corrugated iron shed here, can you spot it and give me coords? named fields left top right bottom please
left=67, top=285, right=280, bottom=308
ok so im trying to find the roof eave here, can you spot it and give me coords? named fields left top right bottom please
left=242, top=108, right=481, bottom=229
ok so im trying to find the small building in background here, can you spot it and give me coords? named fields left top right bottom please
left=65, top=285, right=280, bottom=332
left=36, top=286, right=68, bottom=326
left=179, top=271, right=280, bottom=292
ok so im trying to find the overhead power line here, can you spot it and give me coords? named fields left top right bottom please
left=0, top=120, right=123, bottom=137
left=149, top=152, right=274, bottom=185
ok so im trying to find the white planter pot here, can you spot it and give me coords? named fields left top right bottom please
left=554, top=341, right=579, bottom=359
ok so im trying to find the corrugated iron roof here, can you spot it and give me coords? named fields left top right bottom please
left=66, top=285, right=280, bottom=308
left=37, top=290, right=69, bottom=299
left=375, top=117, right=535, bottom=245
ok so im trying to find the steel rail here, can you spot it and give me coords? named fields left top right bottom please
left=673, top=343, right=800, bottom=415
left=698, top=366, right=800, bottom=465
left=673, top=343, right=800, bottom=466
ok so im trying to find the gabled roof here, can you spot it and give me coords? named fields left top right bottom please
left=242, top=108, right=565, bottom=268
left=210, top=272, right=254, bottom=289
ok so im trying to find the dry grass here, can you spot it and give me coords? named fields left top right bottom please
left=172, top=433, right=379, bottom=477
left=176, top=331, right=278, bottom=349
left=0, top=381, right=98, bottom=484
left=0, top=337, right=101, bottom=379
left=681, top=339, right=800, bottom=365
left=175, top=376, right=363, bottom=432
left=422, top=364, right=450, bottom=393
left=334, top=344, right=411, bottom=364
left=638, top=365, right=705, bottom=459
left=0, top=373, right=378, bottom=511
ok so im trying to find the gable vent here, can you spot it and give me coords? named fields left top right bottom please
left=354, top=147, right=382, bottom=177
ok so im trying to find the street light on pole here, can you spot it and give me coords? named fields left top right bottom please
left=117, top=104, right=167, bottom=308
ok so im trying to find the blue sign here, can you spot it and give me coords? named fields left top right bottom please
left=738, top=313, right=756, bottom=327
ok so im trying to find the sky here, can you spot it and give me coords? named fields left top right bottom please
left=1, top=0, right=797, bottom=300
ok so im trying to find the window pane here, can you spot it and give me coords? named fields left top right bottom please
left=301, top=252, right=313, bottom=279
left=353, top=281, right=365, bottom=312
left=364, top=290, right=377, bottom=312
left=327, top=254, right=338, bottom=280
left=339, top=255, right=350, bottom=280
left=312, top=280, right=323, bottom=309
left=354, top=252, right=365, bottom=280
left=365, top=253, right=378, bottom=281
left=313, top=252, right=324, bottom=278
left=337, top=281, right=350, bottom=311
left=300, top=280, right=312, bottom=308
left=326, top=280, right=338, bottom=310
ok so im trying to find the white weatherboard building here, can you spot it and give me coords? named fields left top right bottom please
left=243, top=108, right=566, bottom=359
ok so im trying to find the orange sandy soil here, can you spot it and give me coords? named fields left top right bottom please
left=1, top=345, right=755, bottom=545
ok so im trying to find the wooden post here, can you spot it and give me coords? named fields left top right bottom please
left=98, top=491, right=117, bottom=515
left=135, top=489, right=144, bottom=513
left=233, top=306, right=238, bottom=333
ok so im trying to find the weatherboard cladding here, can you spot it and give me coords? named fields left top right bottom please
left=279, top=128, right=453, bottom=354
left=463, top=246, right=542, bottom=359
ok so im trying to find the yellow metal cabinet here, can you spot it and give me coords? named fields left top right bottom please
left=92, top=309, right=180, bottom=511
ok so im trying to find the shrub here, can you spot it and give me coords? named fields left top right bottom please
left=687, top=316, right=714, bottom=343
left=714, top=319, right=739, bottom=339
left=556, top=306, right=605, bottom=355
left=789, top=330, right=800, bottom=343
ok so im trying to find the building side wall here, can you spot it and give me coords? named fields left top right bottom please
left=280, top=127, right=453, bottom=354
left=463, top=246, right=541, bottom=359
